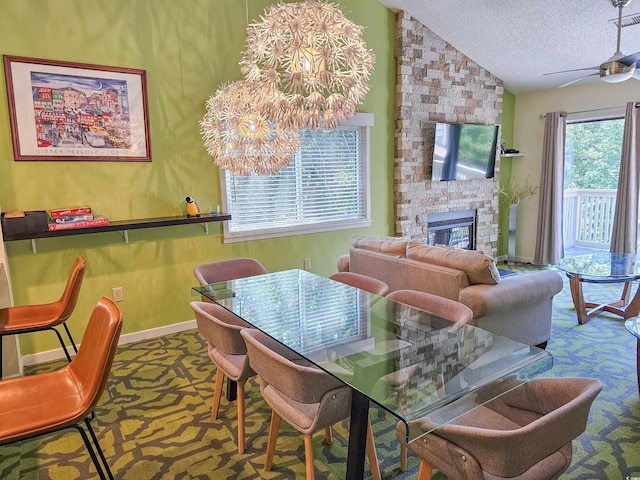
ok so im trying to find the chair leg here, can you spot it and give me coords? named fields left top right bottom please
left=400, top=443, right=407, bottom=471
left=49, top=327, right=72, bottom=363
left=212, top=368, right=225, bottom=420
left=83, top=418, right=115, bottom=480
left=417, top=459, right=433, bottom=480
left=366, top=420, right=381, bottom=480
left=324, top=426, right=332, bottom=444
left=236, top=380, right=246, bottom=454
left=303, top=434, right=315, bottom=480
left=62, top=322, right=79, bottom=354
left=264, top=411, right=281, bottom=472
left=70, top=420, right=114, bottom=480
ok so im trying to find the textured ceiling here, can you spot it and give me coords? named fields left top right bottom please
left=377, top=0, right=640, bottom=94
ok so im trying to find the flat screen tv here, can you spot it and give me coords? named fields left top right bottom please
left=431, top=122, right=499, bottom=181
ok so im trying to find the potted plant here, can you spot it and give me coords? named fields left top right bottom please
left=500, top=177, right=538, bottom=264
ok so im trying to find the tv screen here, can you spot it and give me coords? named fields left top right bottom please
left=431, top=123, right=499, bottom=181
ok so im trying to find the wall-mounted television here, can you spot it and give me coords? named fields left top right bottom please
left=431, top=122, right=499, bottom=181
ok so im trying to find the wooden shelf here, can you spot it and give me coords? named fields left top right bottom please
left=2, top=213, right=231, bottom=252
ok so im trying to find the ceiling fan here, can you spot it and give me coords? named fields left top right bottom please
left=545, top=0, right=640, bottom=87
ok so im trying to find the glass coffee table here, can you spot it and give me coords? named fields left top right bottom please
left=555, top=253, right=640, bottom=324
left=625, top=317, right=640, bottom=395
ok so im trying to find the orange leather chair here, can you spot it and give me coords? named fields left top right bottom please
left=0, top=296, right=122, bottom=480
left=329, top=271, right=390, bottom=296
left=0, top=255, right=86, bottom=376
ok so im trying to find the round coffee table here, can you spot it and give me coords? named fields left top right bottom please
left=625, top=317, right=640, bottom=395
left=555, top=253, right=640, bottom=325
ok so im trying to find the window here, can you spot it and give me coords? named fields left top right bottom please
left=563, top=109, right=625, bottom=251
left=221, top=113, right=373, bottom=242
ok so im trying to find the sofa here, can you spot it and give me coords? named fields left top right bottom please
left=337, top=235, right=564, bottom=348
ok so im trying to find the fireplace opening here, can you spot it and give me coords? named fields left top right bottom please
left=427, top=209, right=476, bottom=250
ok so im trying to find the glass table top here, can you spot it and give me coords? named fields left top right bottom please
left=626, top=317, right=640, bottom=339
left=193, top=269, right=553, bottom=442
left=555, top=253, right=640, bottom=279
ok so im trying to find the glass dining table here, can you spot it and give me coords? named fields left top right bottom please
left=193, top=269, right=553, bottom=479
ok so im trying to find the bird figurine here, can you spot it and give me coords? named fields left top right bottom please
left=185, top=196, right=201, bottom=217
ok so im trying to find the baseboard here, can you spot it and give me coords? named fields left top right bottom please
left=21, top=319, right=198, bottom=367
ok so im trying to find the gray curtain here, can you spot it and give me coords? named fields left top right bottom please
left=534, top=112, right=566, bottom=265
left=610, top=102, right=640, bottom=254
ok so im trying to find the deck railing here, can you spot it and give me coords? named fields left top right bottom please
left=563, top=189, right=617, bottom=249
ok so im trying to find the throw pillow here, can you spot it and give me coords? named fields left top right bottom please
left=351, top=234, right=408, bottom=256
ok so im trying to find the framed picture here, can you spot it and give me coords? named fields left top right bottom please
left=3, top=55, right=151, bottom=162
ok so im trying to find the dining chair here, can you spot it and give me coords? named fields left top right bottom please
left=193, top=257, right=267, bottom=286
left=385, top=289, right=473, bottom=471
left=396, top=377, right=602, bottom=480
left=329, top=271, right=390, bottom=296
left=240, top=328, right=381, bottom=480
left=190, top=300, right=256, bottom=454
left=0, top=255, right=86, bottom=376
left=0, top=296, right=122, bottom=480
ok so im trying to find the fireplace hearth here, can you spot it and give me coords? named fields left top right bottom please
left=427, top=209, right=477, bottom=250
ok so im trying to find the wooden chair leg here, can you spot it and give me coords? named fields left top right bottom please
left=303, top=434, right=315, bottom=480
left=236, top=380, right=246, bottom=454
left=212, top=368, right=225, bottom=420
left=324, top=426, right=332, bottom=444
left=366, top=420, right=381, bottom=480
left=400, top=443, right=407, bottom=471
left=417, top=459, right=433, bottom=480
left=264, top=411, right=281, bottom=472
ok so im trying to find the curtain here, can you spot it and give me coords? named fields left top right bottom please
left=534, top=112, right=566, bottom=265
left=610, top=102, right=640, bottom=254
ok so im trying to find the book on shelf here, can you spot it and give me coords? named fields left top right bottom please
left=47, top=216, right=109, bottom=231
left=53, top=214, right=94, bottom=223
left=48, top=206, right=92, bottom=218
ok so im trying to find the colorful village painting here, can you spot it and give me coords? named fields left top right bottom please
left=31, top=71, right=131, bottom=151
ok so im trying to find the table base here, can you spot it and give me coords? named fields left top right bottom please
left=568, top=275, right=640, bottom=324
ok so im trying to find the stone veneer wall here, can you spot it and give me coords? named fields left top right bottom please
left=394, top=12, right=504, bottom=256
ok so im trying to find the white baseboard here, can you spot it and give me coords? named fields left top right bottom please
left=21, top=319, right=198, bottom=367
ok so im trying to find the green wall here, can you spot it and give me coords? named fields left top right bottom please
left=497, top=89, right=515, bottom=257
left=0, top=0, right=396, bottom=355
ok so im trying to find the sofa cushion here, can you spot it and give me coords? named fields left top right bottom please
left=351, top=234, right=408, bottom=257
left=406, top=241, right=501, bottom=285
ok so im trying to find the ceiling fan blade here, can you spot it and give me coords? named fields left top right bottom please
left=558, top=72, right=600, bottom=88
left=619, top=51, right=640, bottom=66
left=543, top=66, right=600, bottom=76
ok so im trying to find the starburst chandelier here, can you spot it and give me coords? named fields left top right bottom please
left=200, top=80, right=300, bottom=176
left=239, top=0, right=375, bottom=130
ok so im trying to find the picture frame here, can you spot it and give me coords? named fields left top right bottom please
left=3, top=55, right=152, bottom=162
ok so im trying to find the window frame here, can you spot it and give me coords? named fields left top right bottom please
left=220, top=113, right=373, bottom=243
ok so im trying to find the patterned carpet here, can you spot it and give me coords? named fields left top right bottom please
left=1, top=265, right=639, bottom=479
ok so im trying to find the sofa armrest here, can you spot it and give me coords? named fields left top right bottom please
left=337, top=254, right=350, bottom=272
left=459, top=270, right=564, bottom=318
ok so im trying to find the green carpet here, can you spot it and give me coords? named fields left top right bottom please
left=1, top=265, right=639, bottom=479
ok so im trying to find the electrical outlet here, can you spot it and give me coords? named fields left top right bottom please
left=303, top=257, right=311, bottom=270
left=112, top=287, right=124, bottom=302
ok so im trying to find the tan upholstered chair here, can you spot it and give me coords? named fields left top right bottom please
left=240, top=328, right=381, bottom=480
left=385, top=289, right=474, bottom=471
left=190, top=301, right=256, bottom=454
left=0, top=255, right=86, bottom=375
left=386, top=289, right=474, bottom=325
left=396, top=377, right=602, bottom=480
left=0, top=296, right=122, bottom=479
left=329, top=271, right=390, bottom=296
left=193, top=257, right=267, bottom=286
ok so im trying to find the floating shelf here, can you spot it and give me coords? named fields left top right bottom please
left=500, top=153, right=524, bottom=158
left=2, top=213, right=231, bottom=253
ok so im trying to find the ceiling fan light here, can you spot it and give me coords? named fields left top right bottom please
left=600, top=61, right=636, bottom=82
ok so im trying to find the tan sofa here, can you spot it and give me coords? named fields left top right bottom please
left=337, top=235, right=564, bottom=348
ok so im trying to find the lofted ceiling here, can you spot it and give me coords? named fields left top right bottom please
left=377, top=0, right=640, bottom=94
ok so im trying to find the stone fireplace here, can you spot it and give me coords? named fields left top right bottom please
left=427, top=209, right=476, bottom=250
left=393, top=12, right=502, bottom=257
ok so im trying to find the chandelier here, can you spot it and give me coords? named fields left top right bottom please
left=239, top=0, right=375, bottom=130
left=200, top=81, right=300, bottom=176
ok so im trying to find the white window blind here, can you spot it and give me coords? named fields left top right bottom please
left=221, top=113, right=372, bottom=242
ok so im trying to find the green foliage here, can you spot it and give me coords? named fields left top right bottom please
left=565, top=119, right=624, bottom=190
